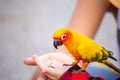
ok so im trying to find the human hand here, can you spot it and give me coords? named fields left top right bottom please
left=24, top=45, right=73, bottom=66
left=32, top=55, right=71, bottom=80
left=24, top=52, right=74, bottom=80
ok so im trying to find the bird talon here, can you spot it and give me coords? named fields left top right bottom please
left=81, top=70, right=86, bottom=72
left=63, top=64, right=74, bottom=66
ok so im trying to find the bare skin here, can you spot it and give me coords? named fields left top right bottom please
left=24, top=52, right=74, bottom=80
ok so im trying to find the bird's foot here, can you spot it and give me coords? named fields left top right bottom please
left=81, top=70, right=86, bottom=72
left=63, top=64, right=75, bottom=66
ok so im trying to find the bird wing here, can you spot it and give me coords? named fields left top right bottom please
left=77, top=42, right=108, bottom=62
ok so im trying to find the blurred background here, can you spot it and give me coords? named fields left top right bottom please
left=0, top=0, right=117, bottom=80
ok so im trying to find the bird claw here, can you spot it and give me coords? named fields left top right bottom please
left=81, top=70, right=86, bottom=72
left=63, top=64, right=75, bottom=66
left=72, top=69, right=86, bottom=74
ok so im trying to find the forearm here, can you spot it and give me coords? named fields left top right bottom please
left=68, top=0, right=110, bottom=38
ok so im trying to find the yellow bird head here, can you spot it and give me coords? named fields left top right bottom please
left=53, top=28, right=73, bottom=49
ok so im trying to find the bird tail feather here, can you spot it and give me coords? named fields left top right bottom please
left=101, top=60, right=120, bottom=74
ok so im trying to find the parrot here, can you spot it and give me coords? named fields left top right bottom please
left=52, top=27, right=120, bottom=74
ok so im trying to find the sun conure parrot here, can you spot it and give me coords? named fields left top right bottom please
left=53, top=27, right=120, bottom=73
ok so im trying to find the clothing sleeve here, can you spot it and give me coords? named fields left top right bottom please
left=59, top=65, right=104, bottom=80
left=87, top=63, right=120, bottom=80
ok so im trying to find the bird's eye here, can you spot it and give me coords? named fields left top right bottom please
left=61, top=34, right=66, bottom=40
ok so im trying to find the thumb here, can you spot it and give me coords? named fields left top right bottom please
left=24, top=57, right=36, bottom=66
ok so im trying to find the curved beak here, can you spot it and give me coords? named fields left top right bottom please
left=53, top=39, right=63, bottom=49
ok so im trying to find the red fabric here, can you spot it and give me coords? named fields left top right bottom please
left=72, top=73, right=91, bottom=80
left=59, top=69, right=72, bottom=80
left=59, top=65, right=104, bottom=80
left=71, top=73, right=104, bottom=80
left=59, top=65, right=79, bottom=80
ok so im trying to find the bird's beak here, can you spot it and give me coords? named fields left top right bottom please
left=53, top=39, right=63, bottom=49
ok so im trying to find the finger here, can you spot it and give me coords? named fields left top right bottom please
left=33, top=56, right=65, bottom=80
left=45, top=62, right=70, bottom=79
left=33, top=55, right=55, bottom=68
left=45, top=67, right=61, bottom=80
left=33, top=55, right=48, bottom=72
left=32, top=68, right=47, bottom=80
left=41, top=58, right=56, bottom=66
left=24, top=57, right=36, bottom=66
left=47, top=52, right=74, bottom=64
left=36, top=77, right=46, bottom=80
left=24, top=54, right=49, bottom=66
